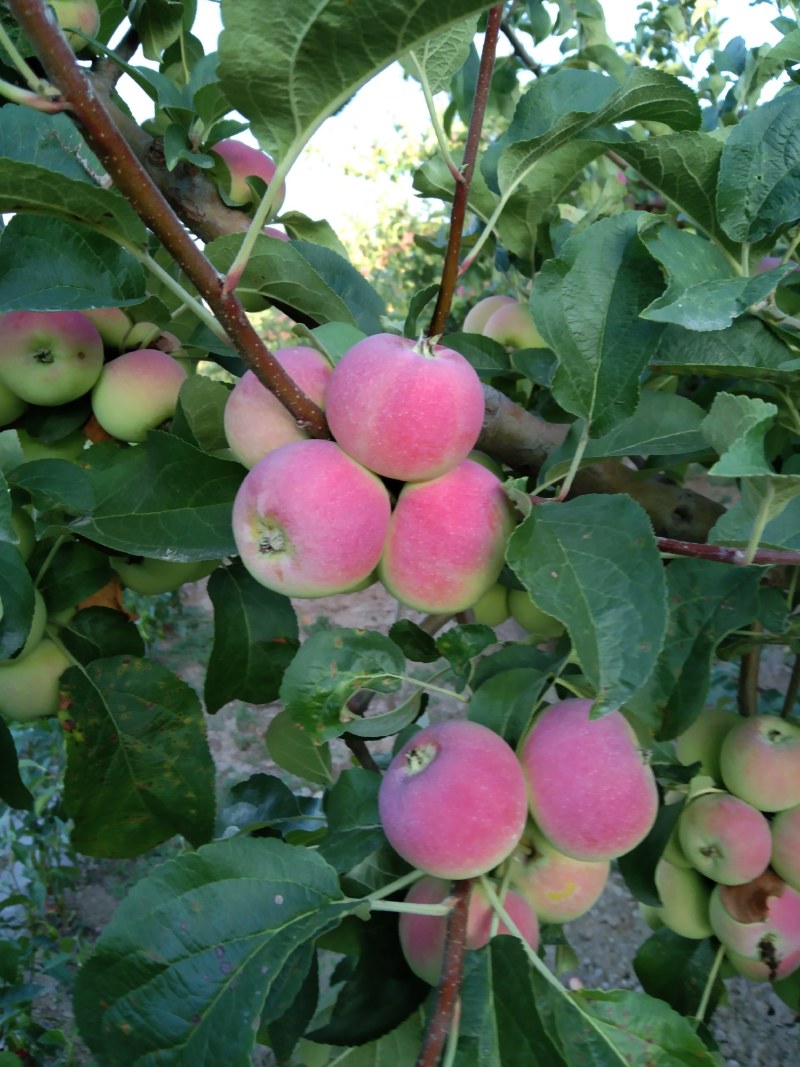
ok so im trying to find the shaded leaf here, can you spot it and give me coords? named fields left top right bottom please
left=634, top=928, right=724, bottom=1019
left=266, top=709, right=334, bottom=787
left=0, top=719, right=33, bottom=810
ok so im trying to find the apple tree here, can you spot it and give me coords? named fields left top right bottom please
left=1, top=0, right=800, bottom=1063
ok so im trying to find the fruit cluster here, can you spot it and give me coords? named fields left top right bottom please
left=653, top=707, right=800, bottom=982
left=377, top=700, right=659, bottom=984
left=229, top=332, right=516, bottom=612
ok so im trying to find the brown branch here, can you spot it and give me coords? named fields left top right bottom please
left=416, top=879, right=471, bottom=1067
left=500, top=19, right=542, bottom=74
left=8, top=0, right=329, bottom=436
left=428, top=4, right=504, bottom=336
left=782, top=654, right=800, bottom=720
left=656, top=537, right=800, bottom=568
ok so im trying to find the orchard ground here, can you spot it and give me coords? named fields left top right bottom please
left=15, top=575, right=798, bottom=1066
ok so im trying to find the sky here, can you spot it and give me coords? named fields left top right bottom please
left=118, top=1, right=784, bottom=239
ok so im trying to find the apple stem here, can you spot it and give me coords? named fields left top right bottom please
left=0, top=18, right=52, bottom=94
left=415, top=879, right=471, bottom=1067
left=781, top=654, right=800, bottom=720
left=370, top=900, right=454, bottom=917
left=693, top=942, right=726, bottom=1029
left=365, top=869, right=426, bottom=904
left=427, top=4, right=504, bottom=338
left=737, top=629, right=761, bottom=717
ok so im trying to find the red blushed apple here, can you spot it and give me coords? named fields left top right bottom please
left=519, top=699, right=658, bottom=861
left=462, top=295, right=515, bottom=334
left=0, top=310, right=104, bottom=406
left=81, top=307, right=133, bottom=350
left=509, top=824, right=609, bottom=923
left=325, top=333, right=485, bottom=482
left=211, top=139, right=286, bottom=213
left=378, top=720, right=528, bottom=879
left=224, top=347, right=332, bottom=468
left=709, top=871, right=800, bottom=981
left=379, top=459, right=516, bottom=613
left=232, top=439, right=391, bottom=598
left=771, top=805, right=800, bottom=892
left=720, top=714, right=800, bottom=812
left=398, top=875, right=539, bottom=985
left=91, top=349, right=188, bottom=442
left=678, top=791, right=772, bottom=886
left=50, top=0, right=100, bottom=52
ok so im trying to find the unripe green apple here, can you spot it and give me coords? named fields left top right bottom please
left=720, top=714, right=800, bottom=812
left=121, top=322, right=162, bottom=351
left=8, top=589, right=47, bottom=662
left=10, top=507, right=35, bottom=562
left=17, top=427, right=86, bottom=463
left=483, top=302, right=546, bottom=349
left=211, top=139, right=286, bottom=213
left=49, top=0, right=100, bottom=52
left=462, top=295, right=515, bottom=334
left=0, top=310, right=104, bottom=405
left=675, top=706, right=739, bottom=783
left=0, top=377, right=27, bottom=427
left=91, top=349, right=188, bottom=442
left=110, top=557, right=219, bottom=595
left=654, top=858, right=713, bottom=940
left=469, top=583, right=510, bottom=627
left=507, top=588, right=565, bottom=639
left=0, top=637, right=71, bottom=722
left=82, top=307, right=134, bottom=350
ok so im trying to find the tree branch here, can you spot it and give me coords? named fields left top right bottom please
left=500, top=19, right=542, bottom=75
left=657, top=538, right=800, bottom=568
left=429, top=4, right=504, bottom=336
left=7, top=0, right=329, bottom=436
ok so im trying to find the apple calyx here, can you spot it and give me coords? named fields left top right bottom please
left=404, top=741, right=439, bottom=776
left=258, top=526, right=288, bottom=555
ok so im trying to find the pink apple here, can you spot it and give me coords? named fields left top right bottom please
left=224, top=347, right=332, bottom=468
left=378, top=719, right=528, bottom=879
left=771, top=805, right=800, bottom=892
left=462, top=295, right=515, bottom=334
left=720, top=714, right=800, bottom=812
left=678, top=791, right=772, bottom=885
left=211, top=139, right=286, bottom=213
left=325, top=333, right=485, bottom=482
left=482, top=302, right=546, bottom=349
left=232, top=439, right=391, bottom=597
left=91, top=349, right=188, bottom=442
left=50, top=0, right=100, bottom=52
left=509, top=823, right=610, bottom=923
left=81, top=307, right=133, bottom=350
left=0, top=310, right=104, bottom=405
left=519, top=698, right=659, bottom=861
left=398, top=875, right=539, bottom=985
left=378, top=459, right=516, bottom=613
left=709, top=871, right=800, bottom=981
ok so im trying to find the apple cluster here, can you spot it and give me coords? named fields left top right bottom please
left=377, top=700, right=659, bottom=984
left=229, top=332, right=517, bottom=612
left=651, top=707, right=800, bottom=983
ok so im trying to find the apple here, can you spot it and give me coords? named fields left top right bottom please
left=678, top=791, right=772, bottom=885
left=224, top=347, right=333, bottom=468
left=121, top=322, right=162, bottom=351
left=0, top=310, right=104, bottom=406
left=771, top=805, right=800, bottom=892
left=378, top=719, right=528, bottom=879
left=507, top=588, right=565, bottom=639
left=720, top=714, right=800, bottom=812
left=482, top=302, right=546, bottom=349
left=398, top=875, right=539, bottom=985
left=10, top=507, right=35, bottom=562
left=8, top=589, right=47, bottom=662
left=110, top=556, right=219, bottom=595
left=378, top=459, right=516, bottom=614
left=0, top=637, right=71, bottom=722
left=509, top=823, right=610, bottom=923
left=462, top=295, right=515, bottom=334
left=469, top=583, right=510, bottom=627
left=0, top=377, right=27, bottom=427
left=211, top=139, right=286, bottom=213
left=49, top=0, right=100, bottom=52
left=709, top=871, right=800, bottom=981
left=232, top=439, right=391, bottom=598
left=653, top=858, right=713, bottom=940
left=91, top=349, right=188, bottom=442
left=325, top=333, right=486, bottom=482
left=674, top=706, right=739, bottom=783
left=17, top=427, right=86, bottom=463
left=81, top=307, right=133, bottom=350
left=519, top=698, right=659, bottom=861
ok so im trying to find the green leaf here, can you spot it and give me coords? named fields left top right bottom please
left=0, top=107, right=145, bottom=243
left=266, top=709, right=334, bottom=787
left=717, top=86, right=800, bottom=243
left=311, top=1012, right=425, bottom=1066
left=219, top=773, right=305, bottom=837
left=71, top=433, right=242, bottom=560
left=73, top=838, right=360, bottom=1066
left=8, top=459, right=94, bottom=515
left=317, top=768, right=385, bottom=873
left=0, top=215, right=146, bottom=313
left=62, top=656, right=215, bottom=857
left=435, top=623, right=496, bottom=685
left=638, top=220, right=790, bottom=330
left=506, top=495, right=667, bottom=714
left=281, top=211, right=349, bottom=257
left=442, top=332, right=512, bottom=383
left=342, top=692, right=425, bottom=740
left=171, top=376, right=231, bottom=454
left=617, top=801, right=684, bottom=907
left=403, top=17, right=478, bottom=96
left=0, top=543, right=35, bottom=660
left=279, top=628, right=405, bottom=743
left=387, top=619, right=440, bottom=663
left=130, top=0, right=185, bottom=59
left=59, top=607, right=146, bottom=665
left=625, top=559, right=761, bottom=739
left=0, top=719, right=34, bottom=810
left=36, top=541, right=114, bottom=612
left=205, top=562, right=300, bottom=714
left=469, top=668, right=549, bottom=748
left=218, top=0, right=498, bottom=161
left=291, top=241, right=386, bottom=335
left=531, top=213, right=665, bottom=435
left=711, top=491, right=800, bottom=551
left=634, top=928, right=724, bottom=1019
left=654, top=317, right=800, bottom=382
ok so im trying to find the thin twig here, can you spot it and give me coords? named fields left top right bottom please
left=428, top=4, right=504, bottom=336
left=415, top=879, right=471, bottom=1067
left=656, top=537, right=800, bottom=568
left=500, top=19, right=542, bottom=74
left=737, top=624, right=762, bottom=717
left=782, top=654, right=800, bottom=720
left=7, top=0, right=329, bottom=437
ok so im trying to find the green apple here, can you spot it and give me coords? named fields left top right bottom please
left=111, top=556, right=219, bottom=595
left=469, top=583, right=510, bottom=627
left=654, top=858, right=713, bottom=940
left=463, top=295, right=515, bottom=334
left=508, top=588, right=565, bottom=639
left=0, top=377, right=27, bottom=427
left=0, top=637, right=71, bottom=722
left=483, top=302, right=546, bottom=349
left=49, top=0, right=101, bottom=51
left=675, top=706, right=739, bottom=783
left=91, top=349, right=188, bottom=442
left=10, top=507, right=35, bottom=562
left=8, top=589, right=47, bottom=662
left=17, top=428, right=86, bottom=463
left=82, top=307, right=133, bottom=350
left=0, top=311, right=104, bottom=406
